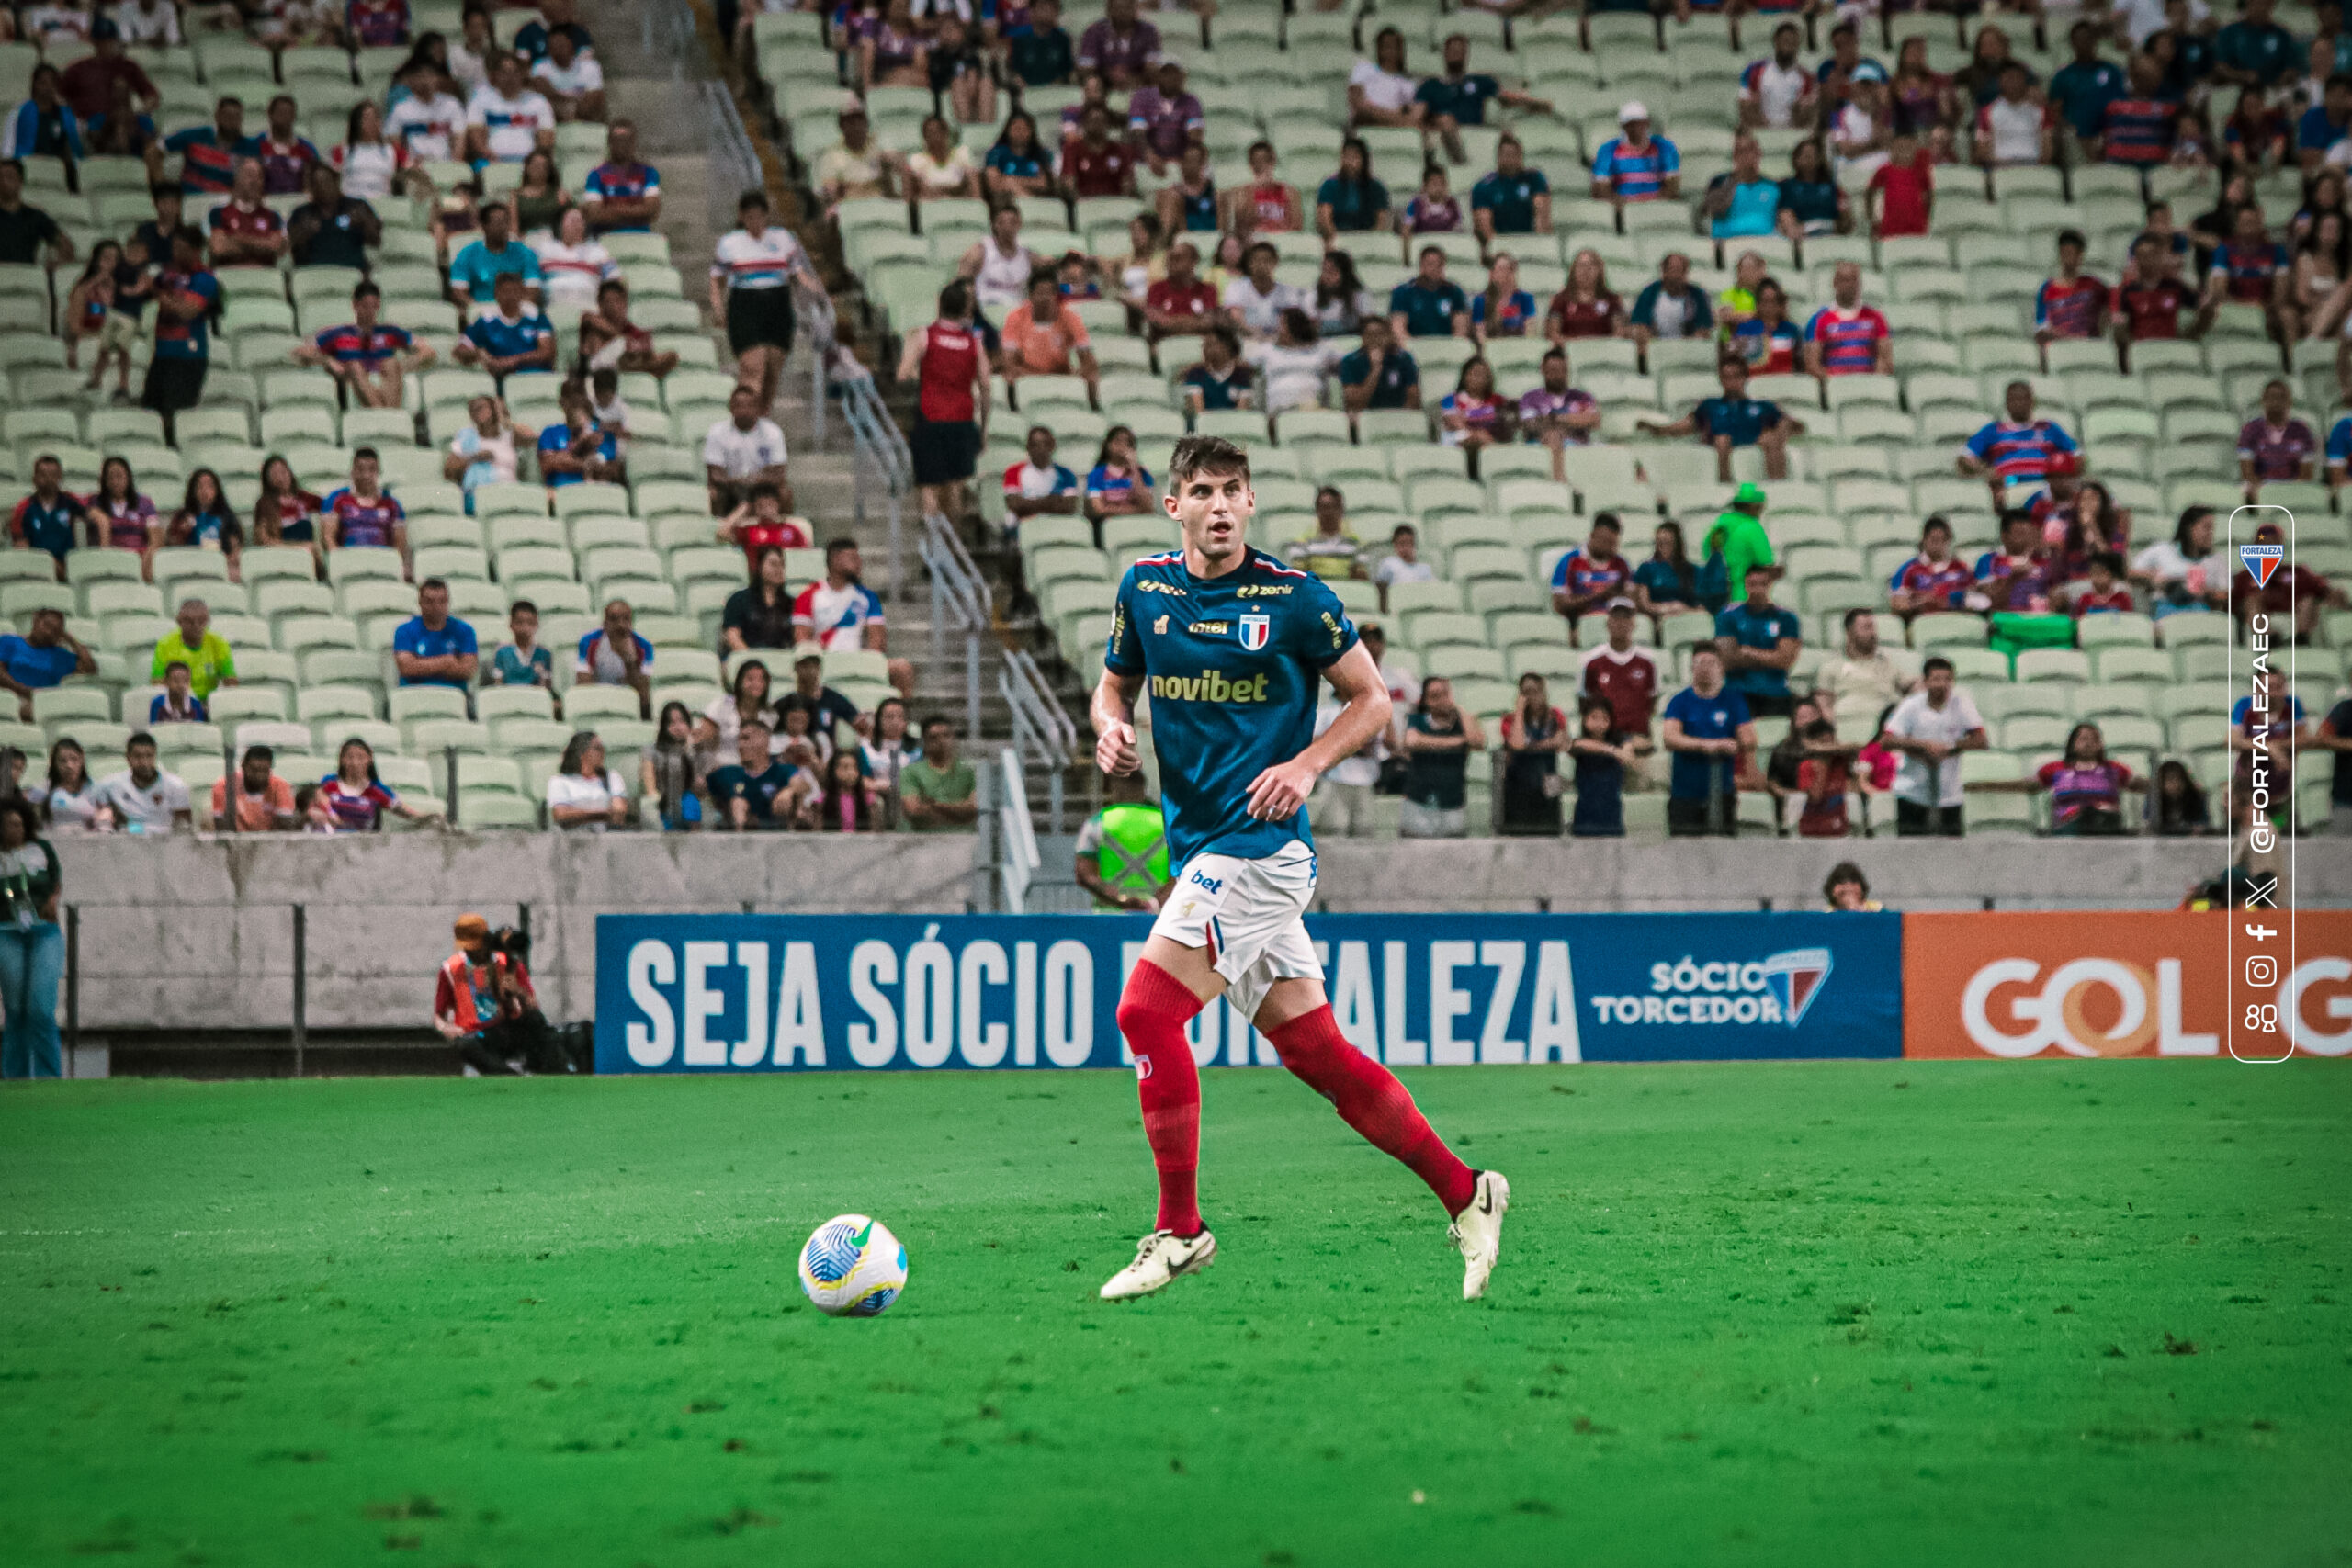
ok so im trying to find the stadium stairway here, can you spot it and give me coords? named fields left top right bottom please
left=601, top=0, right=1098, bottom=790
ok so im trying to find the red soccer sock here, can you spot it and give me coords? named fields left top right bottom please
left=1267, top=1006, right=1477, bottom=1215
left=1115, top=960, right=1208, bottom=1237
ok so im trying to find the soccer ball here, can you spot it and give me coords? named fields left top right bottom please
left=797, top=1214, right=908, bottom=1317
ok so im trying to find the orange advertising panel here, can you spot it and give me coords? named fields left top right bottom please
left=1904, top=911, right=2352, bottom=1060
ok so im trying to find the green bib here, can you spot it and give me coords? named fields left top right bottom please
left=1094, top=802, right=1168, bottom=903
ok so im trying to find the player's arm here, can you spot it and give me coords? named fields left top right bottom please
left=1246, top=640, right=1391, bottom=823
left=1091, top=666, right=1145, bottom=774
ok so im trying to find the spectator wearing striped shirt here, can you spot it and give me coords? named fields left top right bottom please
left=2035, top=230, right=2110, bottom=347
left=2094, top=55, right=2175, bottom=169
left=292, top=280, right=434, bottom=410
left=155, top=96, right=249, bottom=196
left=1589, top=101, right=1679, bottom=207
left=2203, top=202, right=2297, bottom=339
left=1803, top=263, right=1893, bottom=379
left=1958, top=382, right=2079, bottom=513
left=2238, top=378, right=2318, bottom=495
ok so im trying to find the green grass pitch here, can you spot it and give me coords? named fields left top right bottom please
left=3, top=1060, right=2347, bottom=1567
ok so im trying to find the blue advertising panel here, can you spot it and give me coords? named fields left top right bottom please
left=594, top=912, right=1902, bottom=1072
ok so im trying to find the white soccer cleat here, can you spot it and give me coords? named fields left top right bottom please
left=1099, top=1228, right=1217, bottom=1301
left=1448, top=1170, right=1510, bottom=1301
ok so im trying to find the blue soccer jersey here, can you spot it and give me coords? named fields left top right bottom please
left=1104, top=544, right=1358, bottom=868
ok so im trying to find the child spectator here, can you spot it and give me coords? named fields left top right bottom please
left=1865, top=130, right=1933, bottom=237
left=1567, top=696, right=1634, bottom=839
left=148, top=660, right=206, bottom=723
left=1438, top=358, right=1507, bottom=449
left=2036, top=230, right=2110, bottom=345
left=2148, top=759, right=2212, bottom=835
left=1823, top=862, right=1883, bottom=910
left=489, top=599, right=553, bottom=691
left=1401, top=164, right=1462, bottom=235
left=1373, top=523, right=1434, bottom=611
left=2073, top=551, right=2136, bottom=614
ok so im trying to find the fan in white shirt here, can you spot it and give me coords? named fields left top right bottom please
left=532, top=209, right=620, bottom=306
left=464, top=56, right=556, bottom=164
left=111, top=0, right=182, bottom=45
left=387, top=91, right=468, bottom=164
left=530, top=33, right=606, bottom=122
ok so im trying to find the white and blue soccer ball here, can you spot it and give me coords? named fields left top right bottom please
left=797, top=1214, right=908, bottom=1317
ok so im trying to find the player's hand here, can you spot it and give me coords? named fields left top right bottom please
left=1095, top=719, right=1140, bottom=775
left=1245, top=757, right=1318, bottom=821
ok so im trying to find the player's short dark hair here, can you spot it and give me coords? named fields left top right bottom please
left=1843, top=606, right=1872, bottom=630
left=1590, top=513, right=1620, bottom=533
left=1166, top=435, right=1251, bottom=493
left=937, top=280, right=970, bottom=317
left=1922, top=655, right=1955, bottom=677
left=353, top=280, right=379, bottom=300
left=1921, top=513, right=1951, bottom=537
left=420, top=577, right=449, bottom=594
left=163, top=660, right=190, bottom=676
left=824, top=536, right=858, bottom=558
left=32, top=451, right=58, bottom=470
left=353, top=446, right=380, bottom=465
left=509, top=599, right=538, bottom=617
left=127, top=730, right=157, bottom=752
left=738, top=188, right=769, bottom=214
left=2057, top=228, right=2086, bottom=249
left=243, top=744, right=274, bottom=766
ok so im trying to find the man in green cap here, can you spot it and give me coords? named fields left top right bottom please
left=1700, top=481, right=1777, bottom=612
left=1074, top=767, right=1170, bottom=913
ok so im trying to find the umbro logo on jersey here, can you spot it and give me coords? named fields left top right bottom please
left=1153, top=615, right=1169, bottom=635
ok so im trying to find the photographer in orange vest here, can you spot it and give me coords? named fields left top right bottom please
left=434, top=912, right=566, bottom=1075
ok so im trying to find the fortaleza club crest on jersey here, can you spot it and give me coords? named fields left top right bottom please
left=1238, top=611, right=1271, bottom=651
left=2239, top=542, right=2283, bottom=590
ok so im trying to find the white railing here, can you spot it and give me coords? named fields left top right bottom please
left=917, top=510, right=988, bottom=740
left=837, top=365, right=913, bottom=601
left=1000, top=645, right=1079, bottom=833
left=994, top=747, right=1042, bottom=914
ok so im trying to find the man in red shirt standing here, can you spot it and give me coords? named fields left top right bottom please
left=1578, top=600, right=1662, bottom=742
left=1143, top=239, right=1217, bottom=343
left=895, top=280, right=989, bottom=528
left=1061, top=103, right=1136, bottom=198
left=2112, top=234, right=2210, bottom=347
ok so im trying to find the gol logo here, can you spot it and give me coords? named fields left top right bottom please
left=1960, top=957, right=2210, bottom=1058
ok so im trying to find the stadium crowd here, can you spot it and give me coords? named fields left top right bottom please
left=774, top=0, right=2352, bottom=838
left=0, top=0, right=978, bottom=835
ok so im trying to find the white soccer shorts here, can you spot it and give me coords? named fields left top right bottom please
left=1148, top=840, right=1322, bottom=1021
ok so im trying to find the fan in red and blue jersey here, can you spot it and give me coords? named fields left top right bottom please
left=1549, top=516, right=1632, bottom=622
left=2034, top=231, right=2109, bottom=340
left=1888, top=518, right=1980, bottom=616
left=2207, top=206, right=2286, bottom=305
left=1589, top=104, right=1679, bottom=203
left=2237, top=379, right=2317, bottom=487
left=1959, top=381, right=2078, bottom=501
left=1973, top=513, right=2061, bottom=613
left=1802, top=265, right=1889, bottom=376
left=2095, top=59, right=2174, bottom=164
left=322, top=453, right=407, bottom=551
left=162, top=101, right=255, bottom=195
left=581, top=123, right=661, bottom=234
left=344, top=0, right=410, bottom=49
left=310, top=316, right=413, bottom=371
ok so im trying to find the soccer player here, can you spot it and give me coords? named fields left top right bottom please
left=1090, top=435, right=1507, bottom=1303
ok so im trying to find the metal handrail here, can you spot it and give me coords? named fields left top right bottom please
left=994, top=747, right=1041, bottom=914
left=794, top=286, right=842, bottom=447
left=917, top=510, right=989, bottom=740
left=998, top=645, right=1078, bottom=833
left=838, top=365, right=914, bottom=600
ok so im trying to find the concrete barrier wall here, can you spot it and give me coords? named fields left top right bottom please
left=57, top=832, right=2340, bottom=1032
left=62, top=833, right=987, bottom=1029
